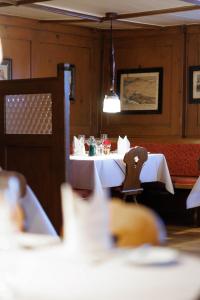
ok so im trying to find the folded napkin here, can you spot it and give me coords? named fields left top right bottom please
left=61, top=184, right=113, bottom=259
left=73, top=136, right=85, bottom=155
left=117, top=135, right=130, bottom=155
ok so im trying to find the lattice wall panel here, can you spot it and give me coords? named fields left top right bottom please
left=5, top=94, right=52, bottom=134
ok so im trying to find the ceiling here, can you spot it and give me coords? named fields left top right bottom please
left=0, top=0, right=200, bottom=29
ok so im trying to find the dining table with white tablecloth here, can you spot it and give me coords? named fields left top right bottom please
left=0, top=241, right=200, bottom=300
left=70, top=153, right=174, bottom=194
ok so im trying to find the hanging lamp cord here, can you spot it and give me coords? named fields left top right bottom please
left=110, top=17, right=115, bottom=93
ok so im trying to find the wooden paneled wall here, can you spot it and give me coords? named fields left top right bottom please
left=0, top=15, right=102, bottom=138
left=101, top=27, right=185, bottom=139
left=185, top=26, right=200, bottom=138
left=1, top=15, right=200, bottom=140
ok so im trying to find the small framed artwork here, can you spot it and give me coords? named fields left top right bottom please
left=65, top=64, right=75, bottom=101
left=117, top=67, right=163, bottom=114
left=189, top=66, right=200, bottom=103
left=0, top=58, right=12, bottom=80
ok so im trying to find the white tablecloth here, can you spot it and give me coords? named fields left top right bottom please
left=186, top=176, right=200, bottom=209
left=0, top=244, right=200, bottom=300
left=19, top=186, right=57, bottom=236
left=70, top=153, right=174, bottom=194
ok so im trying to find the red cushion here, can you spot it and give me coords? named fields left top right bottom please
left=136, top=143, right=200, bottom=177
left=172, top=176, right=197, bottom=184
left=171, top=176, right=197, bottom=189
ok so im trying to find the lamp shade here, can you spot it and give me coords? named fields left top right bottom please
left=103, top=91, right=121, bottom=113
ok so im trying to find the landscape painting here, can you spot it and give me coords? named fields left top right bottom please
left=117, top=67, right=163, bottom=114
left=189, top=66, right=200, bottom=103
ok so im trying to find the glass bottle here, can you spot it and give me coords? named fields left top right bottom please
left=88, top=136, right=96, bottom=156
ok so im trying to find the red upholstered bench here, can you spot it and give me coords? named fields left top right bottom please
left=134, top=143, right=200, bottom=189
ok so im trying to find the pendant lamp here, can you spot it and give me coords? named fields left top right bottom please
left=103, top=13, right=121, bottom=113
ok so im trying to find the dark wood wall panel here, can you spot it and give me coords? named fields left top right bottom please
left=101, top=28, right=184, bottom=138
left=185, top=26, right=200, bottom=137
left=37, top=43, right=94, bottom=137
left=5, top=146, right=52, bottom=215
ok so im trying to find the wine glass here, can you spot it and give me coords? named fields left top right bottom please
left=100, top=134, right=108, bottom=145
left=77, top=135, right=86, bottom=155
left=96, top=138, right=103, bottom=156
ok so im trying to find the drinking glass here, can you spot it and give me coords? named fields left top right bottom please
left=96, top=138, right=103, bottom=156
left=100, top=134, right=108, bottom=143
left=77, top=135, right=86, bottom=155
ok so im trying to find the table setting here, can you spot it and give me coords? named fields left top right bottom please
left=70, top=135, right=174, bottom=195
left=72, top=134, right=131, bottom=157
left=0, top=184, right=199, bottom=300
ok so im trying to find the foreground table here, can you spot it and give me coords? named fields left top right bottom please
left=70, top=153, right=174, bottom=194
left=0, top=242, right=199, bottom=300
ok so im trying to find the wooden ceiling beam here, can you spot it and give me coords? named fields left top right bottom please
left=16, top=0, right=50, bottom=5
left=102, top=5, right=200, bottom=21
left=0, top=0, right=16, bottom=5
left=0, top=0, right=49, bottom=5
left=39, top=18, right=99, bottom=23
left=0, top=2, right=12, bottom=6
left=27, top=3, right=102, bottom=21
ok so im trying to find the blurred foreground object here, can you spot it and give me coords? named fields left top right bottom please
left=61, top=183, right=113, bottom=258
left=110, top=198, right=166, bottom=247
left=0, top=170, right=26, bottom=233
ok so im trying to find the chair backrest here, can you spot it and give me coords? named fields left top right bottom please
left=122, top=146, right=148, bottom=191
left=0, top=170, right=27, bottom=198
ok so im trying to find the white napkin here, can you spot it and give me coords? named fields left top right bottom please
left=73, top=136, right=85, bottom=155
left=61, top=184, right=113, bottom=259
left=0, top=177, right=20, bottom=249
left=117, top=135, right=130, bottom=155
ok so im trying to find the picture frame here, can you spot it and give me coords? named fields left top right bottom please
left=0, top=58, right=12, bottom=80
left=65, top=64, right=75, bottom=101
left=189, top=66, right=200, bottom=103
left=117, top=67, right=163, bottom=114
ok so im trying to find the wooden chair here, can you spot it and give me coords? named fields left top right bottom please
left=121, top=146, right=148, bottom=203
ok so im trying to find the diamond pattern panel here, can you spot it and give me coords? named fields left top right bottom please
left=5, top=94, right=52, bottom=134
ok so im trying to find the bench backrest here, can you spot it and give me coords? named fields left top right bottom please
left=135, top=143, right=200, bottom=177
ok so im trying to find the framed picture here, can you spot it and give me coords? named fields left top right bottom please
left=189, top=66, right=200, bottom=103
left=0, top=58, right=12, bottom=80
left=117, top=67, right=163, bottom=114
left=65, top=64, right=75, bottom=101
